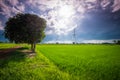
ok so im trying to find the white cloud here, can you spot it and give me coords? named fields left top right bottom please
left=7, top=0, right=19, bottom=6
left=86, top=0, right=96, bottom=2
left=0, top=27, right=4, bottom=30
left=0, top=0, right=119, bottom=38
left=38, top=0, right=80, bottom=35
left=45, top=30, right=53, bottom=35
left=11, top=7, right=21, bottom=14
left=16, top=3, right=25, bottom=12
left=0, top=0, right=25, bottom=18
left=44, top=39, right=120, bottom=44
left=37, top=5, right=47, bottom=12
left=45, top=40, right=73, bottom=44
left=77, top=5, right=86, bottom=14
left=0, top=21, right=4, bottom=30
left=101, top=0, right=110, bottom=8
left=82, top=40, right=115, bottom=43
left=112, top=0, right=120, bottom=12
left=0, top=0, right=11, bottom=17
left=2, top=0, right=115, bottom=36
left=26, top=0, right=58, bottom=9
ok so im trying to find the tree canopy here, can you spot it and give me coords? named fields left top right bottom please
left=4, top=13, right=46, bottom=52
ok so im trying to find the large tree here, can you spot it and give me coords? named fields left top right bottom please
left=4, top=13, right=46, bottom=52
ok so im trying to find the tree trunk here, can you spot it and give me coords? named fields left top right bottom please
left=31, top=44, right=32, bottom=50
left=31, top=42, right=36, bottom=52
left=33, top=42, right=36, bottom=52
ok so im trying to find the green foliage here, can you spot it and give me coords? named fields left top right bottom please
left=4, top=13, right=46, bottom=51
left=4, top=13, right=46, bottom=44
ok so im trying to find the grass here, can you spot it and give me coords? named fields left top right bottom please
left=38, top=44, right=120, bottom=80
left=0, top=43, right=26, bottom=49
left=0, top=43, right=120, bottom=80
left=0, top=43, right=18, bottom=49
left=0, top=44, right=71, bottom=80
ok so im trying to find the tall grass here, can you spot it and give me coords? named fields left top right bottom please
left=0, top=44, right=120, bottom=80
left=38, top=44, right=120, bottom=80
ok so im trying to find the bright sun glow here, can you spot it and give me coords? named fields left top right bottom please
left=49, top=1, right=85, bottom=35
left=52, top=3, right=78, bottom=35
left=58, top=5, right=75, bottom=18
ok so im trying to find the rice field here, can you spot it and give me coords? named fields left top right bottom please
left=37, top=44, right=120, bottom=80
left=0, top=44, right=120, bottom=80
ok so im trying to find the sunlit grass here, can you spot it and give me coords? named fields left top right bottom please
left=38, top=44, right=120, bottom=80
left=0, top=43, right=120, bottom=80
left=0, top=43, right=71, bottom=80
left=0, top=43, right=28, bottom=49
left=0, top=43, right=18, bottom=49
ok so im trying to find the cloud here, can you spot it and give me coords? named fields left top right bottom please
left=45, top=30, right=53, bottom=35
left=43, top=39, right=117, bottom=44
left=82, top=40, right=116, bottom=43
left=7, top=0, right=19, bottom=6
left=0, top=0, right=120, bottom=42
left=112, top=0, right=120, bottom=12
left=44, top=40, right=73, bottom=44
left=25, top=0, right=58, bottom=9
left=0, top=0, right=11, bottom=17
left=0, top=21, right=4, bottom=30
left=16, top=3, right=25, bottom=12
left=0, top=0, right=25, bottom=18
left=0, top=0, right=119, bottom=35
left=38, top=0, right=81, bottom=35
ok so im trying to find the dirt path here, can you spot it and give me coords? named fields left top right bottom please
left=0, top=46, right=22, bottom=59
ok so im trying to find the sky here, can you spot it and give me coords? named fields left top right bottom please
left=0, top=0, right=120, bottom=43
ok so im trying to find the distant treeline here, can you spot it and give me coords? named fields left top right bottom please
left=45, top=40, right=120, bottom=45
left=113, top=40, right=120, bottom=45
left=1, top=40, right=120, bottom=45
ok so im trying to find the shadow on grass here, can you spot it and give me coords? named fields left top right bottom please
left=17, top=47, right=29, bottom=50
left=0, top=47, right=28, bottom=68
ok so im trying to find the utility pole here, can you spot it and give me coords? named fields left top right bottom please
left=73, top=28, right=76, bottom=44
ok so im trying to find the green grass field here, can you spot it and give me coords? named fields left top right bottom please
left=0, top=43, right=19, bottom=49
left=0, top=44, right=120, bottom=80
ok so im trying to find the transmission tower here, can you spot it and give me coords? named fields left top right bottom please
left=73, top=28, right=76, bottom=44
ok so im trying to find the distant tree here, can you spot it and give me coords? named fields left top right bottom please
left=116, top=40, right=120, bottom=45
left=4, top=13, right=46, bottom=52
left=73, top=42, right=75, bottom=44
left=113, top=40, right=120, bottom=45
left=0, top=41, right=3, bottom=43
left=113, top=40, right=117, bottom=44
left=56, top=42, right=59, bottom=44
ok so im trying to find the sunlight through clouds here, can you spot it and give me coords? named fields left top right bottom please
left=39, top=0, right=85, bottom=35
left=58, top=5, right=75, bottom=18
left=0, top=0, right=120, bottom=43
